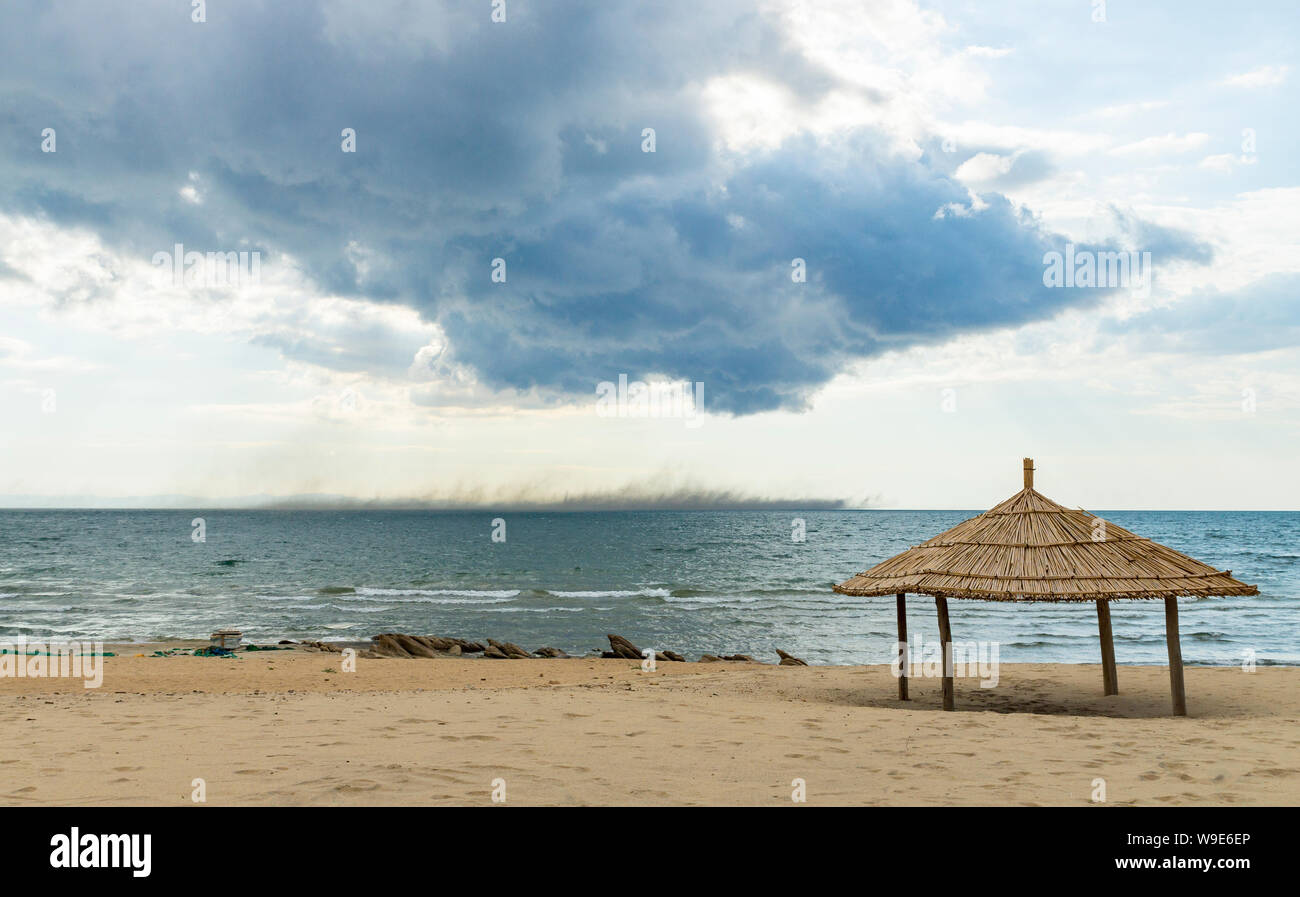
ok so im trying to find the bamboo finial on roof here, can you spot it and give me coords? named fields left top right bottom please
left=833, top=457, right=1258, bottom=603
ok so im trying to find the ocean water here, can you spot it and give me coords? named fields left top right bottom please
left=0, top=509, right=1295, bottom=666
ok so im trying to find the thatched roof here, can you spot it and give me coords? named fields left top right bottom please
left=833, top=459, right=1258, bottom=602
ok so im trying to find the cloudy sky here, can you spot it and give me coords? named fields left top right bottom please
left=1, top=0, right=1296, bottom=509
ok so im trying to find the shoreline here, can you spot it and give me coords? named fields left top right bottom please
left=1, top=636, right=1293, bottom=668
left=111, top=638, right=1300, bottom=665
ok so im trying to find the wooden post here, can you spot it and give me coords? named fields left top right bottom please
left=1096, top=599, right=1118, bottom=695
left=1165, top=597, right=1187, bottom=716
left=1023, top=457, right=1035, bottom=489
left=896, top=593, right=909, bottom=701
left=935, top=596, right=954, bottom=711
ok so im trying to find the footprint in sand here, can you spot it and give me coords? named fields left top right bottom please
left=335, top=781, right=380, bottom=792
left=416, top=771, right=469, bottom=784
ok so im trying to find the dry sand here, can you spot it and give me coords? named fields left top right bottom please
left=1, top=647, right=1297, bottom=806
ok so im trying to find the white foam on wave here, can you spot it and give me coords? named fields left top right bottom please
left=547, top=588, right=671, bottom=599
left=356, top=587, right=521, bottom=599
left=665, top=592, right=845, bottom=607
left=256, top=598, right=393, bottom=613
left=0, top=622, right=86, bottom=635
left=665, top=594, right=763, bottom=605
left=481, top=605, right=588, bottom=613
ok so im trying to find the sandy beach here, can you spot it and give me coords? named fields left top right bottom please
left=1, top=648, right=1296, bottom=806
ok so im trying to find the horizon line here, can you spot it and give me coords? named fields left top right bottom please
left=0, top=504, right=1295, bottom=513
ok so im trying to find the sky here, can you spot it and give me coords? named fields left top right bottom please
left=0, top=0, right=1297, bottom=510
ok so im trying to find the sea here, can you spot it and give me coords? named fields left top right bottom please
left=0, top=509, right=1295, bottom=666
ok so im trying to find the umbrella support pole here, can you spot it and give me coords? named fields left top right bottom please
left=1165, top=597, right=1187, bottom=716
left=1096, top=599, right=1118, bottom=695
left=935, top=596, right=954, bottom=710
left=896, top=593, right=909, bottom=700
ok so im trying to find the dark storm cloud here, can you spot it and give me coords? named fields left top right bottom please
left=0, top=0, right=1212, bottom=412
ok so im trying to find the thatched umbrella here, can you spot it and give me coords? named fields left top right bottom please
left=833, top=459, right=1257, bottom=715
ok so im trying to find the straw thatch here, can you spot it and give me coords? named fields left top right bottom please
left=834, top=460, right=1257, bottom=602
